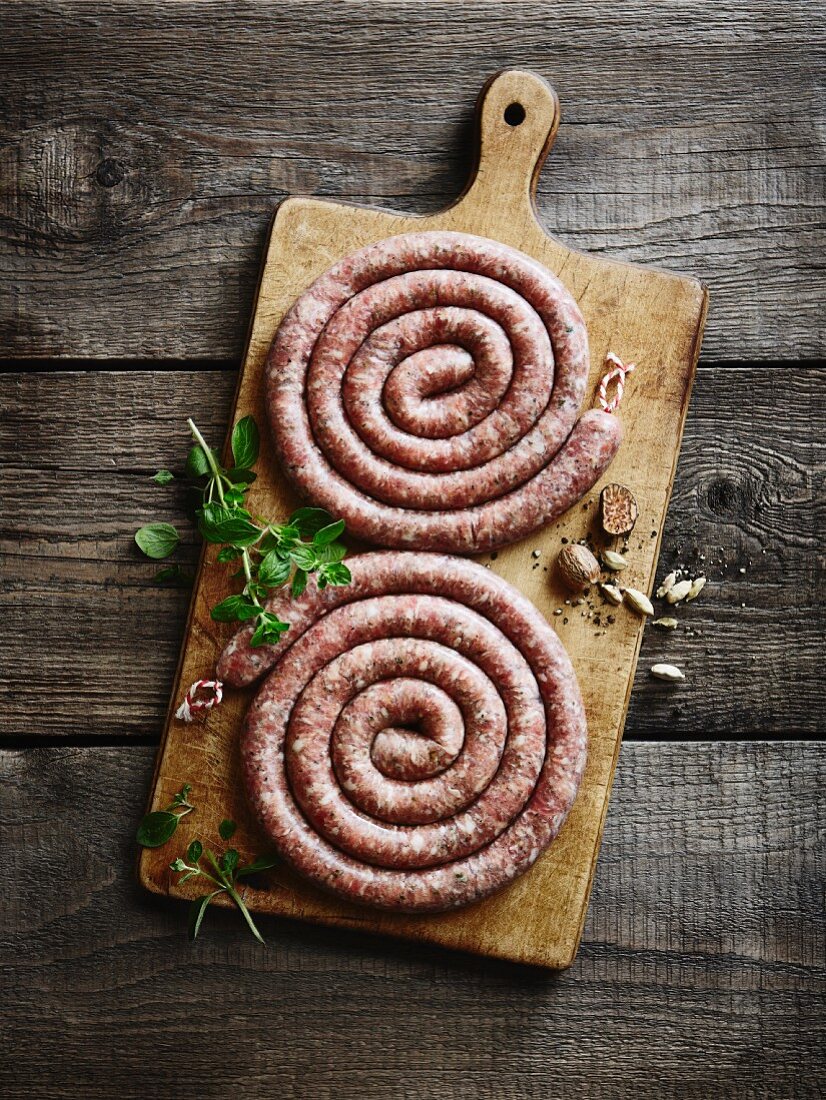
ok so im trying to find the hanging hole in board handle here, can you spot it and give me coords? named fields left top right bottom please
left=504, top=102, right=526, bottom=127
left=458, top=70, right=560, bottom=221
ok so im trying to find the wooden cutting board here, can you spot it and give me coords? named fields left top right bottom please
left=138, top=69, right=707, bottom=968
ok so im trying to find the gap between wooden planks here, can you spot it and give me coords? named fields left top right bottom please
left=139, top=70, right=707, bottom=968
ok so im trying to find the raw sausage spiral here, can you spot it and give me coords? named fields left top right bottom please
left=268, top=230, right=621, bottom=553
left=224, top=553, right=587, bottom=913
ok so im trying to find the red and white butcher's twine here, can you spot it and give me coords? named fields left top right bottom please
left=175, top=679, right=223, bottom=723
left=598, top=352, right=636, bottom=413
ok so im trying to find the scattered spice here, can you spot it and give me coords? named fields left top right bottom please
left=623, top=587, right=654, bottom=617
left=599, top=582, right=623, bottom=606
left=657, top=571, right=677, bottom=598
left=602, top=550, right=628, bottom=572
left=666, top=579, right=693, bottom=604
left=556, top=544, right=600, bottom=591
left=651, top=663, right=685, bottom=683
left=685, top=576, right=706, bottom=602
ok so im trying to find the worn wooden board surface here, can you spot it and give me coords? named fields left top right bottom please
left=1, top=741, right=823, bottom=1099
left=1, top=365, right=823, bottom=742
left=1, top=0, right=823, bottom=361
left=136, top=69, right=707, bottom=969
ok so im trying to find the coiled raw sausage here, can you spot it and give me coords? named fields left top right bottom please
left=225, top=552, right=587, bottom=913
left=267, top=230, right=621, bottom=553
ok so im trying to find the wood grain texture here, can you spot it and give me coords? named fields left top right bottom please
left=0, top=741, right=822, bottom=1098
left=133, top=68, right=708, bottom=968
left=1, top=364, right=822, bottom=741
left=1, top=0, right=823, bottom=360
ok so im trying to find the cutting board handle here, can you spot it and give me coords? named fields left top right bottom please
left=455, top=69, right=560, bottom=230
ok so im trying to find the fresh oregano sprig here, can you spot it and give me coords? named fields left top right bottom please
left=136, top=783, right=195, bottom=848
left=135, top=415, right=351, bottom=645
left=169, top=820, right=279, bottom=943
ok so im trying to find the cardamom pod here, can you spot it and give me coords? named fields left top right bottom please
left=653, top=617, right=678, bottom=629
left=686, top=576, right=706, bottom=601
left=602, top=550, right=628, bottom=571
left=599, top=582, right=623, bottom=605
left=623, top=587, right=654, bottom=617
left=656, top=571, right=677, bottom=598
left=651, top=663, right=685, bottom=682
left=666, top=579, right=693, bottom=604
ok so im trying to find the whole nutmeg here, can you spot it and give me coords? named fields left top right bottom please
left=557, top=544, right=600, bottom=591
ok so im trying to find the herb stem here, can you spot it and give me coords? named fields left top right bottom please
left=241, top=550, right=264, bottom=610
left=180, top=862, right=224, bottom=890
left=225, top=885, right=266, bottom=944
left=198, top=871, right=224, bottom=889
left=205, top=848, right=231, bottom=888
left=203, top=848, right=265, bottom=942
left=187, top=418, right=225, bottom=506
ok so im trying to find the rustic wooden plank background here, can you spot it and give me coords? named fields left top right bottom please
left=0, top=741, right=822, bottom=1098
left=0, top=0, right=823, bottom=361
left=0, top=0, right=823, bottom=1095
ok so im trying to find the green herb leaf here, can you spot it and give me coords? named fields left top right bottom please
left=226, top=467, right=257, bottom=485
left=169, top=857, right=188, bottom=872
left=216, top=546, right=243, bottom=563
left=224, top=486, right=246, bottom=507
left=210, top=595, right=261, bottom=623
left=188, top=890, right=222, bottom=941
left=250, top=612, right=290, bottom=647
left=198, top=503, right=260, bottom=546
left=258, top=549, right=291, bottom=587
left=187, top=839, right=203, bottom=862
left=257, top=531, right=279, bottom=555
left=185, top=444, right=212, bottom=479
left=314, top=540, right=347, bottom=564
left=277, top=525, right=300, bottom=545
left=152, top=469, right=174, bottom=486
left=290, top=544, right=318, bottom=572
left=218, top=819, right=237, bottom=841
left=313, top=519, right=346, bottom=546
left=135, top=523, right=180, bottom=560
left=136, top=810, right=180, bottom=848
left=171, top=783, right=193, bottom=807
left=231, top=416, right=260, bottom=469
left=291, top=568, right=308, bottom=598
left=222, top=849, right=240, bottom=877
left=289, top=507, right=335, bottom=538
left=321, top=562, right=352, bottom=587
left=236, top=854, right=280, bottom=877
